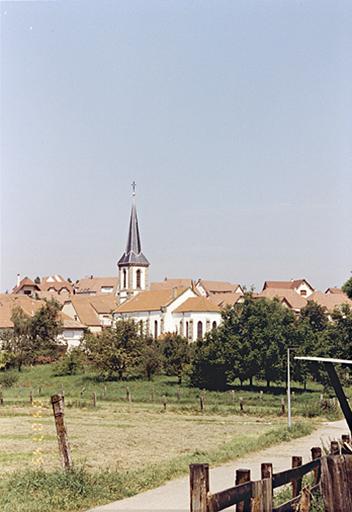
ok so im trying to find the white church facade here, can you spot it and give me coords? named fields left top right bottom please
left=113, top=189, right=222, bottom=341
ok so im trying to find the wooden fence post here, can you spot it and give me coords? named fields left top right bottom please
left=321, top=455, right=352, bottom=512
left=190, top=463, right=209, bottom=512
left=92, top=392, right=96, bottom=407
left=126, top=386, right=131, bottom=402
left=240, top=397, right=244, bottom=412
left=291, top=456, right=302, bottom=498
left=311, top=446, right=322, bottom=485
left=236, top=468, right=251, bottom=512
left=330, top=440, right=340, bottom=455
left=163, top=395, right=167, bottom=411
left=280, top=398, right=285, bottom=415
left=29, top=391, right=33, bottom=405
left=251, top=478, right=272, bottom=512
left=261, top=462, right=273, bottom=480
left=51, top=394, right=73, bottom=470
left=0, top=391, right=3, bottom=405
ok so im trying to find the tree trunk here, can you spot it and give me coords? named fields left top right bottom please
left=249, top=376, right=253, bottom=387
left=266, top=379, right=270, bottom=389
left=240, top=379, right=243, bottom=388
left=178, top=374, right=182, bottom=385
left=304, top=380, right=307, bottom=391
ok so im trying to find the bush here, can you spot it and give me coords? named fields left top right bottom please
left=0, top=372, right=19, bottom=388
left=54, top=349, right=85, bottom=376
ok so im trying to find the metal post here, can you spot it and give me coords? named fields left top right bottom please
left=287, top=348, right=292, bottom=429
left=325, top=362, right=352, bottom=435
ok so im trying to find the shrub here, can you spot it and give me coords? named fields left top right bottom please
left=0, top=372, right=19, bottom=388
left=54, top=349, right=85, bottom=376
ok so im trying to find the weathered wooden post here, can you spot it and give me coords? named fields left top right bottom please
left=341, top=434, right=352, bottom=454
left=280, top=397, right=285, bottom=415
left=311, top=446, right=322, bottom=485
left=190, top=463, right=209, bottom=512
left=92, top=392, right=96, bottom=407
left=231, top=390, right=235, bottom=403
left=163, top=395, right=167, bottom=411
left=291, top=456, right=302, bottom=498
left=126, top=386, right=131, bottom=403
left=176, top=388, right=180, bottom=402
left=38, top=386, right=42, bottom=396
left=261, top=462, right=273, bottom=480
left=29, top=390, right=33, bottom=405
left=251, top=478, right=272, bottom=512
left=151, top=386, right=155, bottom=403
left=235, top=468, right=251, bottom=512
left=330, top=440, right=340, bottom=455
left=50, top=394, right=73, bottom=470
left=200, top=394, right=204, bottom=413
left=0, top=391, right=3, bottom=405
left=240, top=397, right=244, bottom=412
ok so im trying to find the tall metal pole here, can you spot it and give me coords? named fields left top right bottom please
left=287, top=348, right=292, bottom=429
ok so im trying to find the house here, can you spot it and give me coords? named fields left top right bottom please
left=39, top=275, right=73, bottom=295
left=12, top=276, right=40, bottom=297
left=195, top=279, right=243, bottom=297
left=262, top=279, right=315, bottom=297
left=325, top=287, right=343, bottom=295
left=208, top=292, right=244, bottom=308
left=0, top=294, right=85, bottom=348
left=62, top=294, right=117, bottom=333
left=258, top=288, right=308, bottom=313
left=308, top=291, right=352, bottom=313
left=150, top=278, right=194, bottom=291
left=74, top=276, right=118, bottom=296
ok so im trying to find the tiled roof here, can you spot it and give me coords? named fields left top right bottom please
left=12, top=277, right=40, bottom=294
left=325, top=287, right=343, bottom=295
left=259, top=288, right=308, bottom=311
left=309, top=291, right=352, bottom=311
left=262, top=279, right=313, bottom=292
left=115, top=288, right=187, bottom=313
left=197, top=280, right=241, bottom=294
left=208, top=292, right=243, bottom=308
left=150, top=279, right=194, bottom=291
left=74, top=277, right=118, bottom=295
left=59, top=312, right=86, bottom=330
left=174, top=296, right=221, bottom=313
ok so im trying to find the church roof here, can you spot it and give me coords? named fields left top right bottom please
left=115, top=288, right=188, bottom=313
left=118, top=201, right=149, bottom=267
left=174, top=296, right=221, bottom=313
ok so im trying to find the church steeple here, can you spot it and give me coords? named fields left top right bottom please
left=117, top=183, right=150, bottom=303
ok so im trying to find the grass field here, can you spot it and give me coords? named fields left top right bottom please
left=0, top=364, right=344, bottom=511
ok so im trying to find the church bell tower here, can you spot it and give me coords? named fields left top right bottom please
left=117, top=183, right=150, bottom=304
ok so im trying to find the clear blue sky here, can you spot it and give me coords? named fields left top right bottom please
left=1, top=0, right=351, bottom=292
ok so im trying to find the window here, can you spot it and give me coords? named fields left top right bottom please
left=300, top=290, right=307, bottom=296
left=154, top=320, right=158, bottom=339
left=212, top=321, right=217, bottom=329
left=197, top=321, right=203, bottom=339
left=123, top=269, right=127, bottom=289
left=186, top=321, right=189, bottom=339
left=136, top=269, right=141, bottom=289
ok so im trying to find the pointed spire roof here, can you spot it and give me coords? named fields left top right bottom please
left=118, top=185, right=149, bottom=267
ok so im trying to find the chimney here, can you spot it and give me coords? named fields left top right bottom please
left=16, top=273, right=21, bottom=287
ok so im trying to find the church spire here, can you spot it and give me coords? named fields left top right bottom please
left=118, top=183, right=149, bottom=267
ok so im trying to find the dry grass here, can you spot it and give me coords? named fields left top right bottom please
left=0, top=400, right=281, bottom=473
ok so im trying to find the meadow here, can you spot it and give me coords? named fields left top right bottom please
left=0, top=364, right=343, bottom=511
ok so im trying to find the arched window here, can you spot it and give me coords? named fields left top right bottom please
left=123, top=269, right=127, bottom=289
left=154, top=320, right=158, bottom=339
left=197, top=321, right=203, bottom=339
left=212, top=321, right=217, bottom=329
left=136, top=269, right=141, bottom=289
left=186, top=321, right=189, bottom=339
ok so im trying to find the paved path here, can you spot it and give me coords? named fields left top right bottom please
left=90, top=419, right=348, bottom=512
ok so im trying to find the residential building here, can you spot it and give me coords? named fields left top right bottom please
left=74, top=276, right=118, bottom=295
left=62, top=294, right=117, bottom=333
left=262, top=279, right=315, bottom=297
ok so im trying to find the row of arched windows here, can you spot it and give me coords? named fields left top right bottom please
left=138, top=319, right=218, bottom=340
left=122, top=269, right=142, bottom=289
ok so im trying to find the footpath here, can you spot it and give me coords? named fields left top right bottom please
left=90, top=419, right=348, bottom=512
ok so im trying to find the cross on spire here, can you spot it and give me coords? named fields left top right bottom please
left=131, top=181, right=136, bottom=197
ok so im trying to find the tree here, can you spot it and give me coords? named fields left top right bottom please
left=342, top=276, right=352, bottom=299
left=300, top=301, right=328, bottom=332
left=82, top=319, right=142, bottom=380
left=3, top=302, right=62, bottom=371
left=160, top=334, right=190, bottom=383
left=140, top=337, right=163, bottom=381
left=190, top=329, right=229, bottom=390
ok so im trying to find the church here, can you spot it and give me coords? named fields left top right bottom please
left=113, top=187, right=222, bottom=341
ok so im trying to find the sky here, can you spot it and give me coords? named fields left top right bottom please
left=1, top=0, right=351, bottom=292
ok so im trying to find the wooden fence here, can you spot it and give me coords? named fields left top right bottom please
left=190, top=436, right=352, bottom=512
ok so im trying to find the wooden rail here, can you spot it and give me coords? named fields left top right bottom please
left=190, top=435, right=351, bottom=512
